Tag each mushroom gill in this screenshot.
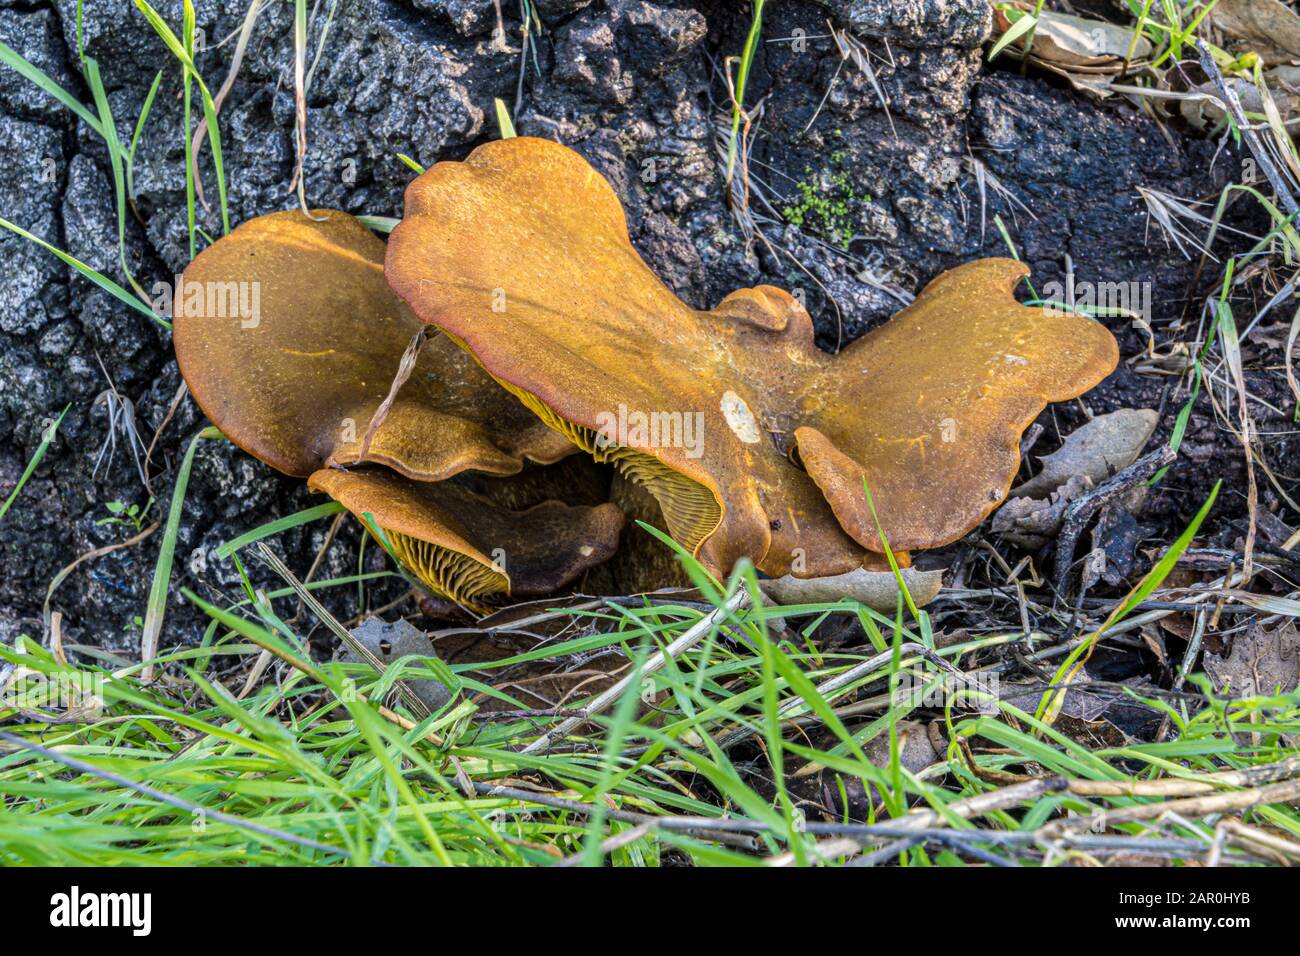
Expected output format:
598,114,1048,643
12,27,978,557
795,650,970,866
309,468,623,611
469,360,722,559
384,137,1118,577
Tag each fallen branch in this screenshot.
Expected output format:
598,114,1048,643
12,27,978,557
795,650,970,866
1068,755,1300,798
1051,777,1300,831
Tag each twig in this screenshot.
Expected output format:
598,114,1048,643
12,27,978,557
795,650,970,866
473,781,1271,865
252,543,430,720
43,520,161,645
356,328,426,463
1197,39,1299,218
1068,756,1300,798
552,821,659,866
143,381,188,488
1053,445,1175,594
1211,819,1300,866
1057,777,1300,829
474,782,758,850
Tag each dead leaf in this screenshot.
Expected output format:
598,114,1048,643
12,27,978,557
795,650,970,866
1181,67,1300,131
817,720,940,814
991,5,1157,97
1084,503,1145,589
1012,408,1158,500
992,473,1093,548
1204,619,1300,698
1212,0,1300,66
343,617,453,715
994,5,1152,68
1002,671,1156,724
761,565,944,612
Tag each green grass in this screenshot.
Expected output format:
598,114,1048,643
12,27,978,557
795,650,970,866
138,426,222,681
133,0,230,244
723,0,765,188
2,510,1296,866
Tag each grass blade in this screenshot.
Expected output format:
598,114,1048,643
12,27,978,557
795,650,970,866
140,426,222,680
0,216,167,329
0,40,103,136
1037,480,1222,723
0,404,69,524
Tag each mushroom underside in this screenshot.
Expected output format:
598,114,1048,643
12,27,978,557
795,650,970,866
385,530,508,610
499,374,721,555
308,466,625,613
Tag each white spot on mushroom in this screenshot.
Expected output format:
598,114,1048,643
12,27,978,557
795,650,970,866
720,390,761,444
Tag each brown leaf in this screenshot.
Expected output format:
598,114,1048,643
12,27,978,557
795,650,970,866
1012,407,1158,500
995,6,1153,69
992,473,1093,548
1212,0,1300,65
343,617,453,715
1204,618,1300,698
1180,66,1300,131
761,565,943,612
819,720,940,815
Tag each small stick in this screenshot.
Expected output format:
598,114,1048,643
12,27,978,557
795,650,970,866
357,328,427,463
1053,445,1175,595
474,782,1267,864
1068,755,1300,797
1058,777,1300,830
1197,39,1300,218
253,543,430,720
1212,819,1300,865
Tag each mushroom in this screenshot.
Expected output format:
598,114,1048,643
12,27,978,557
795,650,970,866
308,468,623,611
174,208,621,608
385,137,1118,576
174,208,574,481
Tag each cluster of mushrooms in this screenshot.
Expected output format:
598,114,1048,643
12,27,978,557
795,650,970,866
174,137,1119,613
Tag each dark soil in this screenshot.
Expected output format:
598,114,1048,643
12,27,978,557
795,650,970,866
0,0,1288,658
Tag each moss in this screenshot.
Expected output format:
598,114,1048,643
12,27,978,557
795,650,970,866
781,152,869,250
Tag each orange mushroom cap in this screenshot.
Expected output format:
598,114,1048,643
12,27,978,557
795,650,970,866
385,137,1117,575
790,258,1119,552
308,467,623,610
174,208,574,482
